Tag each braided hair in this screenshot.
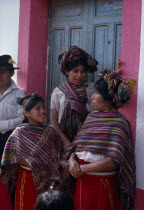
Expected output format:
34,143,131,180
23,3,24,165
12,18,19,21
18,92,44,123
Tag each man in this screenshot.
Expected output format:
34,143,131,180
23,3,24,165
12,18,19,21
0,54,25,162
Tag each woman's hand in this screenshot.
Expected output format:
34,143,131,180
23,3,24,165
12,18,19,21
116,58,123,74
69,153,83,178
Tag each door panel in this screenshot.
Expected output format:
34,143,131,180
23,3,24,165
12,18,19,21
114,24,122,69
54,3,84,21
70,27,83,47
95,0,122,16
51,29,65,89
93,24,109,80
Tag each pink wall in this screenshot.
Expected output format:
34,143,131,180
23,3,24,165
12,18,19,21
120,0,141,133
121,0,142,209
17,0,48,98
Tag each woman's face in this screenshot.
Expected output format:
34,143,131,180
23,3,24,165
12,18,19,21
66,65,87,87
91,91,110,111
24,101,46,126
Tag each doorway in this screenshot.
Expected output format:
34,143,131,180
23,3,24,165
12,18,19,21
47,0,122,112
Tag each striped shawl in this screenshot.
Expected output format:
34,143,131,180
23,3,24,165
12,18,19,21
67,111,136,210
59,81,88,141
1,124,69,194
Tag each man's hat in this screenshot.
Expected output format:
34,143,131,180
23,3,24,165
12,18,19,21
0,55,20,70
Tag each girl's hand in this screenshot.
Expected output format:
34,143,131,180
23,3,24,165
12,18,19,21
69,153,83,178
116,58,123,74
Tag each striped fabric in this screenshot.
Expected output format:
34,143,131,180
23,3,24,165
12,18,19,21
1,123,69,194
59,81,88,141
67,111,136,210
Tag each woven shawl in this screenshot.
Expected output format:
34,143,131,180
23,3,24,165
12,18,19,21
1,123,69,194
59,81,88,141
67,111,136,210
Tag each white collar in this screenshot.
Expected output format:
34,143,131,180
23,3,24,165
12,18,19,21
1,79,18,97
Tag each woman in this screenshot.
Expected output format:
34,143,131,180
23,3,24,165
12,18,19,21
50,46,98,151
68,70,136,210
1,93,69,210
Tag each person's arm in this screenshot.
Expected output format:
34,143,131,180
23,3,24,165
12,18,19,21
0,89,25,132
50,108,70,152
68,153,83,178
0,106,24,131
116,58,123,74
80,156,117,174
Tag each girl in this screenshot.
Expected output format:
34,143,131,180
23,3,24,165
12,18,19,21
50,46,98,152
1,93,69,210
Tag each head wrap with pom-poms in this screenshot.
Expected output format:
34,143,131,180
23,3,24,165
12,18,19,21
98,69,136,108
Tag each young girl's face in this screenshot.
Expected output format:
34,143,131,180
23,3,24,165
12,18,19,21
24,101,46,126
66,65,87,87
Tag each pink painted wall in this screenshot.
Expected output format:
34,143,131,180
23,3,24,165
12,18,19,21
120,0,141,133
17,0,48,98
121,0,142,209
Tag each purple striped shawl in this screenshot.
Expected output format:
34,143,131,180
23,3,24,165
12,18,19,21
1,124,69,194
59,81,88,141
67,111,136,210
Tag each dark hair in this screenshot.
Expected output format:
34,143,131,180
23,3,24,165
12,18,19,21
65,59,88,74
35,179,75,210
94,79,111,100
34,190,75,210
94,79,116,108
18,93,44,123
23,97,44,112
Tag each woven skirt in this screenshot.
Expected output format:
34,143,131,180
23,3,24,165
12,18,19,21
74,174,122,210
15,168,37,210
